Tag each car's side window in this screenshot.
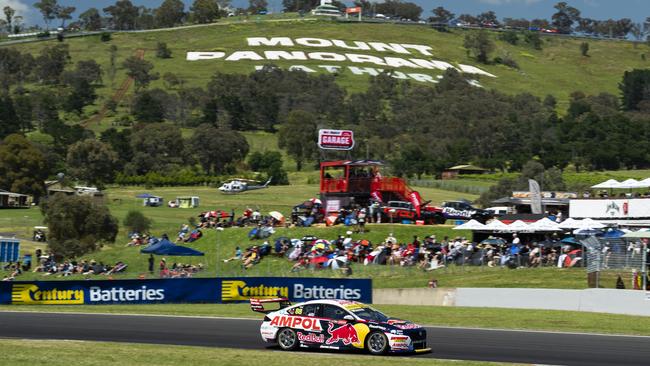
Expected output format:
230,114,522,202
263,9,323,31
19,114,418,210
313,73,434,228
295,304,321,317
322,305,350,320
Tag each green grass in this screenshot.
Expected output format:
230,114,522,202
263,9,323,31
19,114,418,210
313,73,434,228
3,303,650,336
4,20,648,129
0,339,510,366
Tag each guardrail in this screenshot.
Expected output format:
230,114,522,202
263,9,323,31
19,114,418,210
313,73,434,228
374,287,650,316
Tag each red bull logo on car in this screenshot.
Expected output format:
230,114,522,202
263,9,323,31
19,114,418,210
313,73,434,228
326,323,359,345
297,332,325,343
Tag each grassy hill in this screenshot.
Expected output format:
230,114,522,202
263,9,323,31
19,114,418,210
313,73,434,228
4,18,648,131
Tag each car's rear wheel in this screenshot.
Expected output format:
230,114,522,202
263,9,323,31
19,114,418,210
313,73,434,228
366,331,389,355
277,328,299,351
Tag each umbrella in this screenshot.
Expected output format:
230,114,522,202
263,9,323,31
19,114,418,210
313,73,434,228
576,218,605,230
528,218,562,232
269,211,285,221
615,178,643,189
480,237,507,246
561,237,580,245
328,255,347,270
602,229,625,238
558,218,581,229
506,220,530,233
483,219,509,232
309,198,323,205
573,228,601,236
591,179,620,189
310,256,328,265
453,219,486,230
622,231,650,239
538,240,562,248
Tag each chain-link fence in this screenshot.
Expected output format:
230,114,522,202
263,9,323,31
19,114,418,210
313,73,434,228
581,236,648,289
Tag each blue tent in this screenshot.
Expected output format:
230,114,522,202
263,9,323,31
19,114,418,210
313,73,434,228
136,193,158,198
602,229,625,238
561,237,580,245
140,239,204,256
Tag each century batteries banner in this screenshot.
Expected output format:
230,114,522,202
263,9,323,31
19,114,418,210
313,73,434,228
0,277,372,305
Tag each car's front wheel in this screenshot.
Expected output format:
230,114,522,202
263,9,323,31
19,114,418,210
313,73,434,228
277,328,299,351
366,331,389,355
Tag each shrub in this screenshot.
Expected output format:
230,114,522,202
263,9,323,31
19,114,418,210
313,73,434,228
156,42,172,58
498,30,519,45
100,32,111,42
123,210,152,233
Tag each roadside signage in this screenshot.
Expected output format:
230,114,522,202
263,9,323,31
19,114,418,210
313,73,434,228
346,6,362,14
318,129,355,151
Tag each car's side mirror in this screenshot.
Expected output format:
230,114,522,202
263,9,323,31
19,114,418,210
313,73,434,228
343,315,355,322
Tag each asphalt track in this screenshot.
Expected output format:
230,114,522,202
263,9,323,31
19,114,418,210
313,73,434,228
1,311,649,366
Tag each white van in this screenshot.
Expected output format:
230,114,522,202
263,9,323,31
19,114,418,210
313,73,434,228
485,206,511,216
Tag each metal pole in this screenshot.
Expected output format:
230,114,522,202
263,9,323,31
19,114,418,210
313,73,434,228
643,242,647,291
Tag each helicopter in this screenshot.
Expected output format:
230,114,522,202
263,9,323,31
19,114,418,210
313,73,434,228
218,178,272,194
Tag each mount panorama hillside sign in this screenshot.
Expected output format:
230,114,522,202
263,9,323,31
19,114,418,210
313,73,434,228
186,37,497,86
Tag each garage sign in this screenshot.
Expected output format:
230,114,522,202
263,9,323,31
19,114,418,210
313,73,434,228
318,129,355,151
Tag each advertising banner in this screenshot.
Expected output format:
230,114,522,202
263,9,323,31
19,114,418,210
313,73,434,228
569,199,650,219
318,129,355,151
0,277,372,305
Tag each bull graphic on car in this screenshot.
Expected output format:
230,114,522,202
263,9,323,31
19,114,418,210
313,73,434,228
251,298,431,355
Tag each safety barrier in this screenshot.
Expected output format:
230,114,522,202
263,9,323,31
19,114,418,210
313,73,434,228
0,277,371,305
374,287,650,316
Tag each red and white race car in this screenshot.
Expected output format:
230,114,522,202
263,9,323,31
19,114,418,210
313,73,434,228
251,298,430,355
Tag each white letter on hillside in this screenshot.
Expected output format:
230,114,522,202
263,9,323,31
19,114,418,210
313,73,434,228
225,51,264,61
408,73,439,83
368,42,410,54
289,65,317,73
332,40,371,50
349,66,380,76
186,52,225,61
458,64,497,78
264,51,307,61
385,57,421,69
247,37,294,47
346,54,387,66
410,59,457,71
318,65,342,73
401,44,434,56
308,52,346,61
295,38,333,47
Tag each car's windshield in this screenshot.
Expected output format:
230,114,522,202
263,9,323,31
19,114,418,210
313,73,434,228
349,306,389,322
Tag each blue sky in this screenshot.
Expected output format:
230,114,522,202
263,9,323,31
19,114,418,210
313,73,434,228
4,0,650,26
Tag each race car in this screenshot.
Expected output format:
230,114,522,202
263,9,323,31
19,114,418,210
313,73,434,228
251,298,430,355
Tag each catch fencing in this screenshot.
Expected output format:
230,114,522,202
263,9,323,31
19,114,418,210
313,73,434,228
582,236,647,289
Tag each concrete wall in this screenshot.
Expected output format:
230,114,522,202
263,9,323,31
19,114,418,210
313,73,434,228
373,288,650,316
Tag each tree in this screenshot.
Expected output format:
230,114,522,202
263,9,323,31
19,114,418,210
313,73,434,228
108,45,118,86
619,69,650,111
55,5,75,27
283,0,318,13
580,42,589,57
162,72,183,89
122,56,159,90
429,6,453,24
35,44,70,84
3,6,15,33
498,30,519,45
42,194,119,259
123,210,152,233
0,96,19,139
63,77,96,113
477,11,499,26
66,139,119,188
103,0,139,30
100,128,132,170
0,134,48,200
463,31,494,64
524,31,543,50
155,41,172,58
189,124,249,174
132,90,165,122
74,59,103,84
128,123,187,174
190,0,221,23
34,0,58,29
155,0,185,27
551,1,580,34
79,8,103,31
277,110,318,171
248,0,268,14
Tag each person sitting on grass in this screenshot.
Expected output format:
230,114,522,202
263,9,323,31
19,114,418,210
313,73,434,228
223,247,243,263
243,246,260,270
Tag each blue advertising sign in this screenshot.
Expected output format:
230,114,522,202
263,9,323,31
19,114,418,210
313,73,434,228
0,277,372,305
0,239,19,263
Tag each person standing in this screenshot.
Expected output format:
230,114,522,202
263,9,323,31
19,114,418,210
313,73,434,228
148,254,154,274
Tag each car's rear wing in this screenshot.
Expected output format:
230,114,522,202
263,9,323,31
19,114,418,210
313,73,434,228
250,297,292,314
